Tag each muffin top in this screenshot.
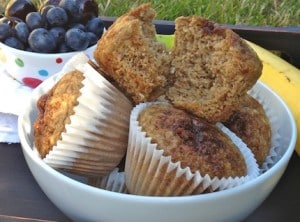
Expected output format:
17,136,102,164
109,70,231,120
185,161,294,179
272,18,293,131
223,94,271,166
138,103,247,178
93,4,171,104
34,70,84,158
166,16,263,122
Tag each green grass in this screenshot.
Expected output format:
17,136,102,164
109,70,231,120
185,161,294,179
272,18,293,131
1,0,299,26
96,0,300,27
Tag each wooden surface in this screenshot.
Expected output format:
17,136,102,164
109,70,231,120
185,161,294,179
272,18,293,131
0,143,70,222
0,143,299,222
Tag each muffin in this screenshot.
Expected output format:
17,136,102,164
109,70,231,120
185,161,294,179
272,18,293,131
34,53,133,177
34,70,84,158
125,102,259,196
166,16,263,122
137,103,247,178
223,94,272,166
93,3,171,104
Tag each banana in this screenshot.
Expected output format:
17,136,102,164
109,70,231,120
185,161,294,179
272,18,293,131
157,34,300,156
247,41,300,156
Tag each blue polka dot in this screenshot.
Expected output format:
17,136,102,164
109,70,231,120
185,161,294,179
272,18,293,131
38,69,48,76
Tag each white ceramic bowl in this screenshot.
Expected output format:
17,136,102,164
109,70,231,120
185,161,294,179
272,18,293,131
0,42,96,88
18,75,297,222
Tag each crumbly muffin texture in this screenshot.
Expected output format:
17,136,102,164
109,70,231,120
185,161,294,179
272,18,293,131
33,3,267,190
138,103,247,178
34,70,84,158
166,16,263,122
94,3,171,104
94,5,263,124
223,94,271,166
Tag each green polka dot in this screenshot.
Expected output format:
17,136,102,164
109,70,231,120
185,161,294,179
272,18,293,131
15,58,24,67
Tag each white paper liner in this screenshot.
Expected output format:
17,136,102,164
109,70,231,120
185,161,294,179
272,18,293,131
248,84,281,173
88,168,128,194
41,54,133,177
124,102,259,196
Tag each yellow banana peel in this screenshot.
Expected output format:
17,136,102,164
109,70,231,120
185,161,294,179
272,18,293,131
157,34,300,156
247,41,300,155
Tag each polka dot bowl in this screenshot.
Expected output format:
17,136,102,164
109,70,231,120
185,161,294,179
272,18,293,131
0,41,96,88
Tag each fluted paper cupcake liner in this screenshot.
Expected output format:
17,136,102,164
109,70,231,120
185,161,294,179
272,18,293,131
88,168,127,194
125,102,259,196
248,84,281,173
42,54,133,177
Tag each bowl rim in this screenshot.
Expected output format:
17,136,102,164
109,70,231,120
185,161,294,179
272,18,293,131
18,80,297,202
0,41,96,57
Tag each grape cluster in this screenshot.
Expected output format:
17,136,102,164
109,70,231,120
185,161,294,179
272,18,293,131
0,0,104,53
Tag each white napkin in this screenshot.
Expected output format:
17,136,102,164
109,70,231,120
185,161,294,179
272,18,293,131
0,66,33,143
